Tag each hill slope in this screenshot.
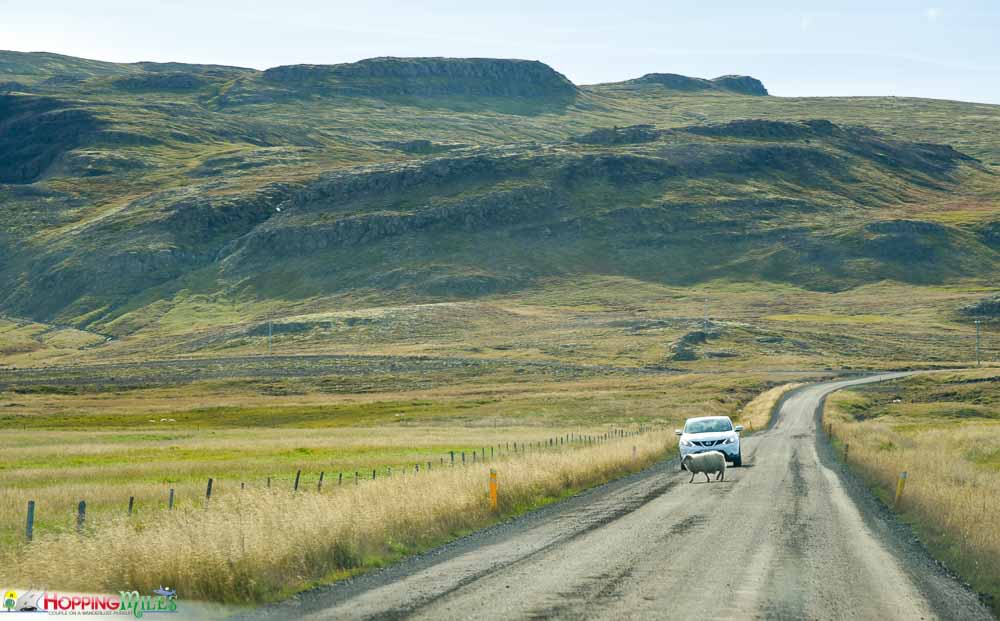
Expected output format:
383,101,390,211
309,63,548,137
0,52,997,361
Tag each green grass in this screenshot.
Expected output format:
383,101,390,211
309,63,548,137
0,399,495,429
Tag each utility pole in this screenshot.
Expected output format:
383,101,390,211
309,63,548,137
975,319,982,367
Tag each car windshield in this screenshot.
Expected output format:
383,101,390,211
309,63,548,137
684,419,733,434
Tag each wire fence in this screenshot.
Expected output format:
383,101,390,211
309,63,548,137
18,426,657,542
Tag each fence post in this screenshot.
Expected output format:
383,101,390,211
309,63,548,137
267,477,271,489
318,472,325,492
415,464,420,474
462,451,466,465
205,478,213,505
128,496,135,516
373,468,377,480
473,451,477,463
894,472,908,508
76,501,86,533
450,451,455,465
489,469,498,512
427,461,432,471
293,470,301,492
355,471,359,485
339,472,343,485
168,488,175,511
25,501,35,542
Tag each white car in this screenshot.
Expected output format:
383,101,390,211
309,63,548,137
675,415,743,468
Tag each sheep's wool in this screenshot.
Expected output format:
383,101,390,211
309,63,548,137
684,451,727,479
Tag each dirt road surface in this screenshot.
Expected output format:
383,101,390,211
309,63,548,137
246,373,993,620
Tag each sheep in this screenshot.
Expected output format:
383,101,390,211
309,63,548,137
682,451,727,483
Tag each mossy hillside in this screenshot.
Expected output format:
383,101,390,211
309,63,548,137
0,52,997,361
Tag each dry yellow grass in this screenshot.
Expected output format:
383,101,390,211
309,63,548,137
825,386,1000,612
1,432,671,603
0,425,633,539
736,382,805,432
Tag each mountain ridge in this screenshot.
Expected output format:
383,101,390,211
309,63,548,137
0,50,769,99
0,51,996,347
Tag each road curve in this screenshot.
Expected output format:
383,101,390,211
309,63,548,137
246,373,992,621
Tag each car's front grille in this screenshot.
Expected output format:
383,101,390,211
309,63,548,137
694,439,724,447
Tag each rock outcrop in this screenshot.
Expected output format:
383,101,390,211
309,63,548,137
710,75,768,96
623,73,768,96
227,186,562,260
0,94,106,183
262,57,578,98
573,124,660,145
113,73,207,91
685,119,822,140
960,294,1000,317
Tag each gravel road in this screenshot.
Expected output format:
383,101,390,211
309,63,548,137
245,373,993,620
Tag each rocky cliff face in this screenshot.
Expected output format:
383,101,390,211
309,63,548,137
261,57,578,98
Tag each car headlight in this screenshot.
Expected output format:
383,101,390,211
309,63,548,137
680,439,693,447
724,436,736,444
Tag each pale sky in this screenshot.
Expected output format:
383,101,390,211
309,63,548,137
2,0,999,104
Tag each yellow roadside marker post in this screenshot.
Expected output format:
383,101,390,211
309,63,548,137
489,469,498,512
894,471,908,508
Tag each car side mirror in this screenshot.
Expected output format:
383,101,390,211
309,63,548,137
734,425,744,432
674,429,682,436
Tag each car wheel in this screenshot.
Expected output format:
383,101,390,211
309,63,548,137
732,452,742,467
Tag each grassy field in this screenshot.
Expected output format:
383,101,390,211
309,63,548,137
2,277,993,372
0,370,798,542
2,428,669,602
824,369,1000,614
